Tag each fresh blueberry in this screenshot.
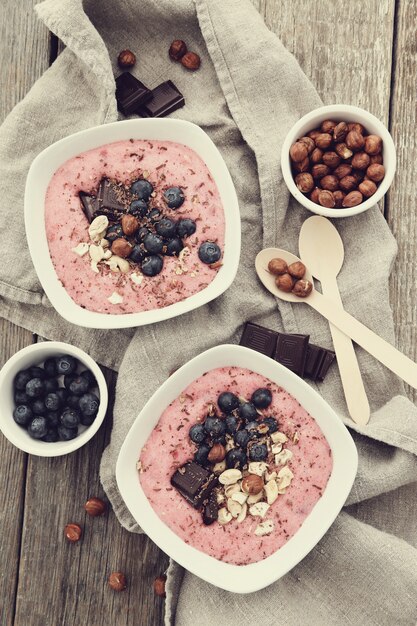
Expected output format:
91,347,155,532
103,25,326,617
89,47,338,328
176,218,196,238
251,388,272,409
32,399,46,415
44,357,58,377
147,208,161,223
189,423,206,444
67,395,81,409
46,411,60,427
136,227,150,242
143,232,164,254
58,425,78,441
218,392,239,414
155,217,177,239
130,178,153,201
234,429,251,448
80,413,96,427
106,224,124,242
56,355,78,376
194,444,210,466
129,244,145,264
245,421,260,436
13,404,33,426
129,199,149,218
55,388,68,405
28,366,46,380
204,416,226,438
64,373,76,389
80,370,96,389
60,408,80,429
141,255,163,277
198,242,221,264
225,415,238,434
163,187,185,209
45,392,62,412
28,417,48,439
43,427,59,442
79,393,100,417
69,376,90,396
249,443,268,462
225,448,247,469
213,435,226,445
44,378,59,393
165,238,183,256
238,401,258,421
25,378,45,399
14,390,30,404
261,417,279,433
14,370,32,391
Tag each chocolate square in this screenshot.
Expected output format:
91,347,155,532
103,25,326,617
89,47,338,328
304,344,326,381
116,72,153,116
317,349,336,381
138,80,185,118
239,322,278,357
171,461,218,509
94,177,127,221
79,192,98,223
274,333,310,377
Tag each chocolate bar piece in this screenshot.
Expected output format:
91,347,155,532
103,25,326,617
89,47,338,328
274,333,310,377
138,80,185,118
317,349,336,381
304,344,326,381
116,72,153,116
79,192,98,223
171,461,218,509
239,321,278,357
94,178,128,221
202,490,218,525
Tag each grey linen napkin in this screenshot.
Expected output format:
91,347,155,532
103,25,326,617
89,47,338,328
0,0,416,624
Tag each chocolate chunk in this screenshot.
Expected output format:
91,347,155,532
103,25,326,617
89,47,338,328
316,349,336,381
274,333,310,377
202,490,218,525
239,322,278,357
115,72,153,116
79,192,98,223
171,461,218,509
138,80,185,118
304,344,327,381
95,178,128,221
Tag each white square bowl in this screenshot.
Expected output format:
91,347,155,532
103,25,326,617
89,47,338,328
24,119,240,329
116,344,358,593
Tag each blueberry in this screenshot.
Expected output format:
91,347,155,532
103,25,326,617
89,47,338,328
69,376,90,396
234,429,251,448
165,238,183,256
13,404,33,426
238,402,258,421
80,370,96,389
129,199,149,218
147,208,161,223
249,443,268,462
28,417,48,439
58,425,78,441
225,415,238,434
198,242,221,264
245,421,260,436
261,417,279,433
136,227,150,242
189,423,206,444
45,392,62,412
204,416,226,438
46,411,60,427
15,390,30,404
56,355,78,375
14,369,32,391
79,393,100,417
129,244,145,264
44,378,59,393
67,395,81,409
55,388,68,404
218,392,239,414
28,366,46,380
143,232,164,254
194,444,210,466
60,408,80,429
155,217,177,239
130,178,153,201
43,427,59,442
106,224,124,242
163,187,185,209
141,255,163,277
213,435,226,445
44,357,58,377
176,218,196,238
32,399,46,415
225,448,247,469
80,413,96,427
251,388,272,409
25,378,45,399
64,373,76,389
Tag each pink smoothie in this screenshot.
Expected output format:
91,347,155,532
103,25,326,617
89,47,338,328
139,366,333,565
44,139,225,314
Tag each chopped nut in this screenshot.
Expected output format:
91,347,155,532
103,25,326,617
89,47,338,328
236,502,248,523
217,507,233,525
227,498,242,518
249,502,270,518
271,432,288,444
247,491,264,504
224,483,241,497
90,260,99,273
101,238,110,248
89,244,105,263
212,460,227,474
271,443,283,455
106,255,130,273
274,449,293,465
231,491,248,505
254,520,274,536
248,462,268,477
218,469,242,485
216,491,226,505
265,470,277,482
130,272,143,285
264,480,279,505
277,466,294,490
72,242,89,256
88,215,108,242
103,249,112,260
108,291,123,305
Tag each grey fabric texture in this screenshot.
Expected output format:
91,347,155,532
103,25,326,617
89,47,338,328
0,0,416,624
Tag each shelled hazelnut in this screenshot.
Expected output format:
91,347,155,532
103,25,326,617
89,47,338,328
109,572,127,592
154,575,167,597
272,258,312,298
117,50,136,69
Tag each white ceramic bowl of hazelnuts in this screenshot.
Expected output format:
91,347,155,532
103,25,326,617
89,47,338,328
281,104,396,218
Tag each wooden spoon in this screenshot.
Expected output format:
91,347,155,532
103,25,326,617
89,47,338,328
299,216,370,425
255,247,417,390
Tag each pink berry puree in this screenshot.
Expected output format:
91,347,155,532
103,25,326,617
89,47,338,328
139,366,333,565
44,139,225,314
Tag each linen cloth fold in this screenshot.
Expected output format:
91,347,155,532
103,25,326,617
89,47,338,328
0,0,416,624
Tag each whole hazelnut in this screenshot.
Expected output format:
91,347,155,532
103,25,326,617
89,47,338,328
347,122,365,134
268,258,288,275
292,279,313,297
153,575,167,598
333,190,346,207
311,164,330,180
299,136,315,153
111,238,132,258
288,261,306,279
335,143,353,159
275,273,294,292
208,443,226,463
295,172,314,193
310,187,320,203
366,163,385,182
65,523,82,543
242,474,264,495
121,214,139,236
321,120,336,134
315,133,333,150
109,572,127,592
289,141,308,163
333,121,348,142
333,163,352,179
292,156,310,173
322,151,341,169
339,175,357,192
351,152,370,170
307,129,321,141
181,51,201,70
85,497,106,517
364,134,383,155
320,175,339,192
318,190,335,208
117,49,136,68
342,191,363,208
346,131,365,152
169,39,187,61
310,148,323,164
370,154,383,165
359,179,377,197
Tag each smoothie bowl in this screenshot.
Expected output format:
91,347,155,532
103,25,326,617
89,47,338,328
116,345,357,593
25,119,240,329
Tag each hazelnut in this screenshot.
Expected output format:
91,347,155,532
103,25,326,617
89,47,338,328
169,39,187,61
311,164,330,180
295,172,314,193
339,175,357,192
85,497,106,517
109,572,127,592
288,261,306,279
64,523,82,543
181,51,201,70
346,131,365,152
322,151,341,169
364,134,382,155
268,258,288,275
292,279,313,297
352,169,365,184
333,190,346,207
310,148,323,164
153,575,167,598
289,141,308,163
242,474,264,495
299,136,315,153
208,443,226,463
333,121,348,142
117,49,136,68
308,129,321,141
370,154,383,165
342,191,363,207
315,133,333,150
275,273,294,292
351,152,370,170
111,238,132,258
121,214,139,236
333,163,352,179
366,163,385,182
321,120,336,134
310,187,320,203
359,179,377,198
320,175,339,192
318,190,335,208
292,156,310,173
335,143,353,159
347,122,365,134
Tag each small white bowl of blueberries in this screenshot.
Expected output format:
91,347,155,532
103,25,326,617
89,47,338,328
0,341,108,456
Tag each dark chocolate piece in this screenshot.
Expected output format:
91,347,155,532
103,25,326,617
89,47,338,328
274,333,310,377
171,461,218,509
304,344,326,381
317,349,336,381
202,490,218,525
239,321,278,357
138,80,185,118
95,178,128,221
115,72,153,116
79,192,98,223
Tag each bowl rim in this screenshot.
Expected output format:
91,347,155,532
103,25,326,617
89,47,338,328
0,341,108,457
281,104,396,218
24,118,241,329
116,344,358,593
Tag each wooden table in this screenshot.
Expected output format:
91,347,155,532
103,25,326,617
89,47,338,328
1,1,415,624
